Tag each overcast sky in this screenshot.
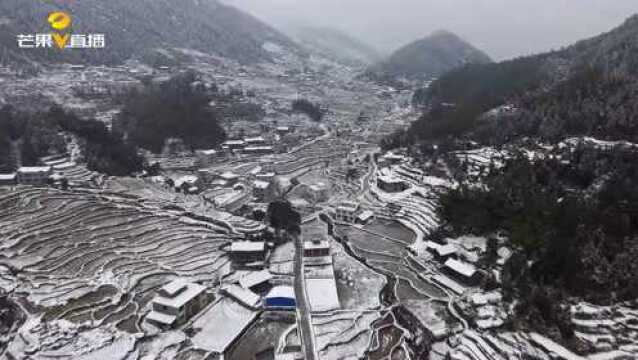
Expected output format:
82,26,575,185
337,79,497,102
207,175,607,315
223,0,637,60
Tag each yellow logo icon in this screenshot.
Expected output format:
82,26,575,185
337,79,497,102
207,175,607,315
48,11,71,31
48,12,71,49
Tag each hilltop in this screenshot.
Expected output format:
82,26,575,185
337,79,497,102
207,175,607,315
368,30,491,81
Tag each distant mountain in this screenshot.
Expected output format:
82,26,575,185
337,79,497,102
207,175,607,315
368,30,491,81
0,0,302,66
288,26,382,66
405,14,638,144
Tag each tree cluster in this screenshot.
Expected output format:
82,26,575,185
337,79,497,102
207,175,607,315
292,99,324,122
439,147,638,341
114,71,227,153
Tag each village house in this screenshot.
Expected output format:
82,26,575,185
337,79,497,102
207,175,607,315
223,140,246,152
244,136,267,146
146,280,208,329
303,240,330,258
17,166,52,185
427,241,458,262
195,149,218,167
239,269,273,294
221,284,261,309
253,180,273,202
443,258,480,285
335,201,360,223
276,126,292,136
0,173,17,186
356,210,375,225
229,241,266,265
244,146,274,155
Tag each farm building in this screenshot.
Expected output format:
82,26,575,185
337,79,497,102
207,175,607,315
0,173,17,186
146,280,208,328
265,286,296,309
17,166,52,185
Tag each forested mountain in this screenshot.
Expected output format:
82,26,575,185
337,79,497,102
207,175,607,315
0,0,301,66
407,14,638,144
368,30,491,81
287,26,382,66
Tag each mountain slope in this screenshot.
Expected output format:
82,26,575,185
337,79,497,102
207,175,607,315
406,14,638,144
0,0,301,66
369,30,491,80
288,26,382,66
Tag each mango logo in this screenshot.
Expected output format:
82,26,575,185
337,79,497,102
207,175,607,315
48,12,71,49
48,11,71,31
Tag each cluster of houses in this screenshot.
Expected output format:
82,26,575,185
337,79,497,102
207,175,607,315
334,200,376,225
426,240,482,293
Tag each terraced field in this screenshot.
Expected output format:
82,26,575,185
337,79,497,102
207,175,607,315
0,187,234,357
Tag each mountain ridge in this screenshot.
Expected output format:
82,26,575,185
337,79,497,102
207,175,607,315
0,0,302,66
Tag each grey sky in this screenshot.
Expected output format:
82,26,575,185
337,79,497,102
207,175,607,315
222,0,637,60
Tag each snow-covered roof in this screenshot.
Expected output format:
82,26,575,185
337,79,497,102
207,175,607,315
357,210,374,221
306,278,340,312
222,285,260,308
244,136,265,143
0,173,16,180
266,286,295,299
337,201,359,212
220,172,240,180
276,126,290,131
230,241,265,253
436,244,457,257
191,297,259,353
161,279,188,296
196,149,218,155
146,310,177,326
444,258,477,278
253,180,270,189
304,240,330,251
244,146,273,151
224,140,245,146
18,166,51,173
174,175,198,188
239,270,273,289
471,291,503,306
153,281,206,309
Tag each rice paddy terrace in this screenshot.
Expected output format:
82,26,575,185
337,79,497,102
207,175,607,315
0,186,235,358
